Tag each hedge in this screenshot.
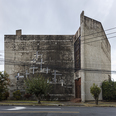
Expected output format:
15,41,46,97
102,80,116,100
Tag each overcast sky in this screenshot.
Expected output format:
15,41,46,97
0,0,116,80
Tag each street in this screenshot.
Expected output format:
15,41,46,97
0,106,116,116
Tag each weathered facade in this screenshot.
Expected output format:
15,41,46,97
5,11,111,101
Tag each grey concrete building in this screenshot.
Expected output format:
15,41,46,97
4,11,111,102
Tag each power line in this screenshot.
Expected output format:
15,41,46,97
80,26,116,37
3,33,115,48
0,58,113,72
0,57,115,74
0,59,113,67
82,35,116,45
2,34,116,52
80,31,116,43
3,26,116,43
3,27,116,76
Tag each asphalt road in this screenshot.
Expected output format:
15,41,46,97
0,106,116,116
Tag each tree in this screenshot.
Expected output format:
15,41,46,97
0,71,10,101
24,74,52,104
90,83,101,105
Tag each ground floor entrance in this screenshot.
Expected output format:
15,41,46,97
75,78,81,98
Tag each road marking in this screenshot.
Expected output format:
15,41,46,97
7,107,26,110
6,107,61,110
0,111,79,114
27,108,61,110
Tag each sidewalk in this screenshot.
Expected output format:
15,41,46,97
0,100,116,107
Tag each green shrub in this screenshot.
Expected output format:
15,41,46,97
102,80,116,100
0,71,10,101
90,83,101,105
2,91,9,100
24,93,32,99
0,94,2,101
13,90,22,100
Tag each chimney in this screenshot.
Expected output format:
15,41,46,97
16,29,22,36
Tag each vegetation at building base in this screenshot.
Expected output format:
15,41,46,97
24,74,52,104
13,90,22,100
90,83,101,105
102,80,116,100
0,71,10,101
24,93,32,100
2,91,9,100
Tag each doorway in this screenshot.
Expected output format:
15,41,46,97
75,78,81,98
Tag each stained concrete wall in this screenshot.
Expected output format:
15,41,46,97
4,33,75,100
80,11,111,101
4,11,111,101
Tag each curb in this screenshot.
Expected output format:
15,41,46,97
0,103,85,107
0,102,116,107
